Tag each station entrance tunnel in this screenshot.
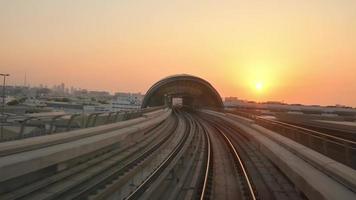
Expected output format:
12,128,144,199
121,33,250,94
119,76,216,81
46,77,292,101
141,74,223,109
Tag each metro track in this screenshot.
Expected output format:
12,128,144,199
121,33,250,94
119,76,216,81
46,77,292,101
196,114,256,200
1,108,314,200
0,112,178,200
121,110,209,200
1,109,212,200
197,112,305,200
213,125,257,200
60,113,180,200
123,111,193,200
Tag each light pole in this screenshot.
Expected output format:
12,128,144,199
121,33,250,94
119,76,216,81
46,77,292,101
0,73,10,139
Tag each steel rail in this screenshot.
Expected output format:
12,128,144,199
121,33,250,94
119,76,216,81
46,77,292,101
215,125,257,200
125,112,191,200
197,119,212,200
0,115,176,200
65,115,179,200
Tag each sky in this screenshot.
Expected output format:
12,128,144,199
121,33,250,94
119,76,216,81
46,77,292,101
1,0,356,106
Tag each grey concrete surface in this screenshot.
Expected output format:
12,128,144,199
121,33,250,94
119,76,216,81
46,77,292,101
204,110,356,200
0,109,171,183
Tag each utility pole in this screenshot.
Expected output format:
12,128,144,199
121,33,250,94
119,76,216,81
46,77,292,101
0,73,10,140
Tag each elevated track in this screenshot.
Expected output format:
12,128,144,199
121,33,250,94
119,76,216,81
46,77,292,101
0,108,355,200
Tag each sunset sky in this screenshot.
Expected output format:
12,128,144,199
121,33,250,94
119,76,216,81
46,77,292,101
1,0,356,106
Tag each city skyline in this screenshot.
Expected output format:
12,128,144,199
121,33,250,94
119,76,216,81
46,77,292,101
4,79,355,108
4,80,142,95
1,0,356,106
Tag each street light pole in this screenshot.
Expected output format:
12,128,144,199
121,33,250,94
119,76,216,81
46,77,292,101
0,73,10,140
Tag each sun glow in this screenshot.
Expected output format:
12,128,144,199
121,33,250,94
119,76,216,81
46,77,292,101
255,82,263,91
230,58,287,97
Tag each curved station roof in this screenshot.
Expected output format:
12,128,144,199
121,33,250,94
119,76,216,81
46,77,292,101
141,74,223,108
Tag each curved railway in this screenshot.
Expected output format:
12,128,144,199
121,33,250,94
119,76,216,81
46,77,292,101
197,112,304,200
3,108,341,200
1,109,216,200
0,111,176,200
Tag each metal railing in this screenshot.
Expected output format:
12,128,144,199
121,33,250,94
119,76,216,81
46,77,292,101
230,110,356,169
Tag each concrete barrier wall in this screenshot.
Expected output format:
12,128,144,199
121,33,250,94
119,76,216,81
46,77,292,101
1,106,167,141
0,109,168,156
0,109,171,183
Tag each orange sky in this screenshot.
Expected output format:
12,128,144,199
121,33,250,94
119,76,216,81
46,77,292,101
1,0,356,106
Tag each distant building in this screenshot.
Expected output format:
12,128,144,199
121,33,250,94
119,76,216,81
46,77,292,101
262,101,286,105
73,89,88,96
88,91,111,97
80,92,144,113
108,92,144,111
225,97,239,102
23,97,46,107
114,92,143,105
224,97,245,107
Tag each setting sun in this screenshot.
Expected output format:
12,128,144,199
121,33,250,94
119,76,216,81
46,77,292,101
1,0,356,107
255,82,263,91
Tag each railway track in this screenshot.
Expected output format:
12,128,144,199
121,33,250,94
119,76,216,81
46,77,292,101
190,115,249,199
198,112,305,200
123,112,192,199
3,108,333,200
2,109,217,200
0,112,177,200
214,126,257,200
120,111,212,200
197,118,212,200
197,115,257,200
59,114,180,200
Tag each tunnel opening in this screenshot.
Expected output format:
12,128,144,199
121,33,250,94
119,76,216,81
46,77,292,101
142,74,223,109
172,97,183,107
